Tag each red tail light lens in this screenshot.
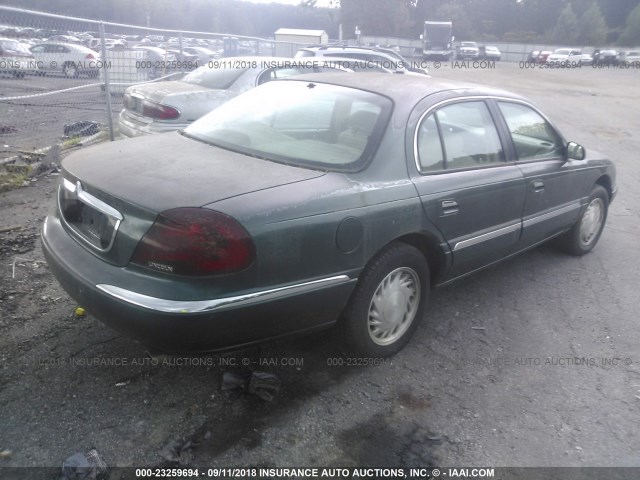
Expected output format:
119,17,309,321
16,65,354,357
130,208,255,276
85,53,95,60
142,100,180,120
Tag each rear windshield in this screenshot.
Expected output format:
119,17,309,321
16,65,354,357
184,80,392,172
182,64,249,89
294,50,314,58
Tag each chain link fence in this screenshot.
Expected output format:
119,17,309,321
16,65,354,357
0,6,307,167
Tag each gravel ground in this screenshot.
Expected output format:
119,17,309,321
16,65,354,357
1,62,639,476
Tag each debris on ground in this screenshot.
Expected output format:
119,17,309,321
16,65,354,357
158,439,194,465
221,371,281,402
220,372,246,391
63,121,100,138
0,126,18,135
60,448,108,480
0,449,13,459
11,256,47,279
75,307,87,317
0,144,59,190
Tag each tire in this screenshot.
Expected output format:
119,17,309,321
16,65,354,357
340,243,429,357
63,63,78,78
557,185,609,256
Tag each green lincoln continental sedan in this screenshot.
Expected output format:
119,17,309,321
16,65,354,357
42,73,616,357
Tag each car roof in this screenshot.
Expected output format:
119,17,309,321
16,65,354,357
33,41,89,48
281,71,526,113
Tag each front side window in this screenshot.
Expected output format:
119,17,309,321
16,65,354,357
498,102,563,161
416,101,505,171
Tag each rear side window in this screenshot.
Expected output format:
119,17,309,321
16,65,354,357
498,102,563,161
416,101,505,172
416,114,444,171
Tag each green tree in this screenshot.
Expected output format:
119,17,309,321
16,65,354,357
619,3,640,46
577,1,607,45
551,2,579,44
433,2,475,40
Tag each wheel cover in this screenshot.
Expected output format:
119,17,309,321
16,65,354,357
579,198,604,247
367,267,420,346
64,65,77,77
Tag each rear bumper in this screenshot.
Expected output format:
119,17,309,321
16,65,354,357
42,215,356,352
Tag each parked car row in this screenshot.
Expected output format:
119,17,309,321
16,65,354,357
527,47,640,67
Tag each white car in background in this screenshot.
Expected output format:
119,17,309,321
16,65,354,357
622,50,640,65
456,41,480,59
0,37,38,78
547,48,592,67
29,42,100,77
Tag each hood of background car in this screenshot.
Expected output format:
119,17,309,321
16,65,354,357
62,132,325,212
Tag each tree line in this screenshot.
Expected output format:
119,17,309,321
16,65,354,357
1,0,639,46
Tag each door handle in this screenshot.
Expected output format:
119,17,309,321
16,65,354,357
441,200,459,215
531,181,545,192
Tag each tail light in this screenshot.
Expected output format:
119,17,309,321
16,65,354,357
130,208,255,276
142,100,180,120
85,53,95,60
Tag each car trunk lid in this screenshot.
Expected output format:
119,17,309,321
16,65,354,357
59,132,325,266
123,81,235,123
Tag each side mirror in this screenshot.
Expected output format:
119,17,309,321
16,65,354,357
567,141,586,160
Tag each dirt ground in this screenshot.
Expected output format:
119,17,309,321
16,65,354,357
1,62,640,477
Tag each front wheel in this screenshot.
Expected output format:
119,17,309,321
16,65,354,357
340,243,429,357
557,185,609,255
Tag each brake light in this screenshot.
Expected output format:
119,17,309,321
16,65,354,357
130,208,255,276
142,100,180,120
85,53,95,60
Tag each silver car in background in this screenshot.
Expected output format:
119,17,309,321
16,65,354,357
118,56,345,137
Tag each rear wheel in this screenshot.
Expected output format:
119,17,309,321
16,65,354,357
340,243,429,357
63,63,78,78
557,185,608,255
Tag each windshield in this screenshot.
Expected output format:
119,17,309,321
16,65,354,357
184,80,393,171
554,49,572,55
461,42,477,47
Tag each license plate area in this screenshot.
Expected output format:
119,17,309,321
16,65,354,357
59,179,122,251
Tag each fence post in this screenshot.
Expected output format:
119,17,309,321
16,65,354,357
179,32,185,73
99,22,115,141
